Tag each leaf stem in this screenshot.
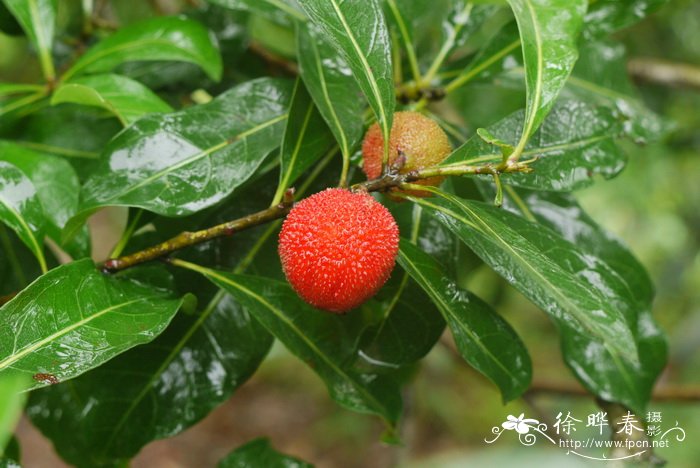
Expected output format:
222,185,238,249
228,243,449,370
421,3,474,86
386,0,422,84
109,209,144,259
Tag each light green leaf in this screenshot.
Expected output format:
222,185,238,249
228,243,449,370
0,375,28,456
62,16,222,81
1,0,56,80
207,0,306,24
506,0,586,157
298,0,394,158
0,259,184,391
398,240,531,402
52,74,172,126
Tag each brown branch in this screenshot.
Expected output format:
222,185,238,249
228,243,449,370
628,57,700,91
101,161,534,274
101,189,296,273
528,379,700,403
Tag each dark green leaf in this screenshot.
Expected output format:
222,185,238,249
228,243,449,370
0,226,46,295
0,375,27,455
567,40,668,143
62,16,222,81
28,289,272,467
218,438,312,468
52,74,172,126
1,0,56,79
192,264,402,426
413,192,639,364
0,259,183,391
398,240,531,402
298,0,394,150
478,184,667,412
444,100,627,191
68,78,292,238
506,0,586,156
583,0,668,38
0,159,48,272
274,78,335,202
297,22,364,164
208,0,306,24
0,141,89,258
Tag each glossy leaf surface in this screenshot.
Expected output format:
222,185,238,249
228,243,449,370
74,78,292,227
444,100,626,191
478,184,667,412
1,0,56,78
583,0,668,38
506,0,586,150
197,266,402,426
275,79,334,200
0,141,87,258
52,74,172,126
398,240,531,402
297,22,364,162
298,0,394,149
63,16,222,81
0,259,183,391
28,290,271,467
414,192,638,364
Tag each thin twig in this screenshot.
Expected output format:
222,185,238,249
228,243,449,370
528,380,700,403
628,57,700,91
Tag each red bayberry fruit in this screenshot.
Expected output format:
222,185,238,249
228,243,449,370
362,111,452,197
278,188,399,313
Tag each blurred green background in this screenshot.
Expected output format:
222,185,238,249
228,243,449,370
1,0,698,466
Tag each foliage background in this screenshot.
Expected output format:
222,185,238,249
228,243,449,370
0,0,698,466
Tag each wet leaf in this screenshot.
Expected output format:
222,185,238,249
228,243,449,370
398,240,531,402
62,16,222,81
413,192,639,364
298,0,394,153
0,259,183,391
52,74,172,126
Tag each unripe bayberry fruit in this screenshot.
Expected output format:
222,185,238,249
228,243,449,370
278,188,399,313
362,111,452,197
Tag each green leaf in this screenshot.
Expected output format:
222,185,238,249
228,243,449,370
273,78,335,203
51,74,173,126
1,0,56,80
583,0,668,38
444,100,627,191
298,0,394,154
0,259,183,391
207,0,306,24
28,289,272,467
0,141,88,258
297,22,364,166
398,240,531,402
62,16,222,81
0,226,46,295
68,78,292,237
567,40,668,143
478,184,667,413
0,160,48,272
0,375,28,456
189,264,402,426
506,0,586,156
218,438,312,468
413,192,639,364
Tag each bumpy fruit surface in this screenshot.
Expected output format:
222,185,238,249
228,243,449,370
278,188,399,313
362,111,452,196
